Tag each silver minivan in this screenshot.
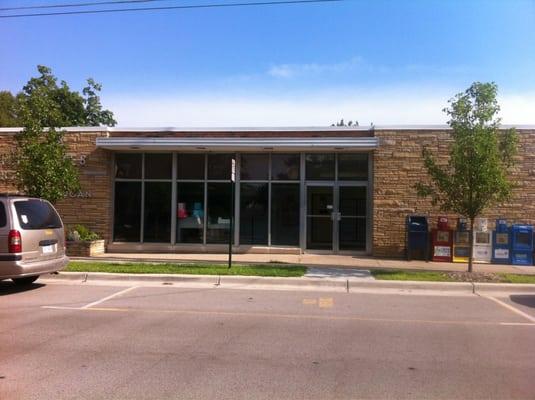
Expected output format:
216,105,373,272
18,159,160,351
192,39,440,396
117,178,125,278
0,195,68,285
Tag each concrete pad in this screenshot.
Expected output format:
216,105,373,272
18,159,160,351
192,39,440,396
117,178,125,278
305,267,374,280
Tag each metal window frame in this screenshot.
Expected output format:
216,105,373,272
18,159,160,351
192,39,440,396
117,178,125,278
110,149,373,255
302,152,372,255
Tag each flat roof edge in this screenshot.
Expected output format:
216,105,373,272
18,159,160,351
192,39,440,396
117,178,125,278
1,124,534,134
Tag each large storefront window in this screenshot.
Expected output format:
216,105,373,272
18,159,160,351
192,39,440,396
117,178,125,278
115,154,142,179
208,154,232,180
271,154,300,180
241,154,269,180
306,154,335,180
271,183,300,246
145,153,172,179
207,182,231,243
338,154,368,181
112,151,370,252
177,182,204,243
144,182,172,242
113,181,141,241
240,183,268,244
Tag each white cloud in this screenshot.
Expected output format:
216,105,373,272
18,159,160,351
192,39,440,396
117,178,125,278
106,86,535,127
267,57,368,78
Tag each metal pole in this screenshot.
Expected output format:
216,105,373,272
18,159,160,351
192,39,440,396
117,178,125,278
229,158,236,269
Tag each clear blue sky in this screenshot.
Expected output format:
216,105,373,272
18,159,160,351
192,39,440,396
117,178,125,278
1,0,534,126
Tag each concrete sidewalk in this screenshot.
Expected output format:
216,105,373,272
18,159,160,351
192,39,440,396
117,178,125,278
77,252,535,275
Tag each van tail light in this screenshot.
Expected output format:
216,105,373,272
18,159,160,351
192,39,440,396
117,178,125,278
8,230,22,253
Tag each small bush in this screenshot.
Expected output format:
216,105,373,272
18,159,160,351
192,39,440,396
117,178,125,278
67,224,100,241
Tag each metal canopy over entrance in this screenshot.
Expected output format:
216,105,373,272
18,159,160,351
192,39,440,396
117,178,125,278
108,143,375,255
96,136,379,152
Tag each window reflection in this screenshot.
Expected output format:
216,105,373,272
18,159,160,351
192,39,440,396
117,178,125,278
240,183,268,244
240,154,269,181
206,183,231,243
271,154,300,180
177,182,205,243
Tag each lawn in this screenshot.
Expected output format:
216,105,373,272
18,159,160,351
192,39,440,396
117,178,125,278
370,270,455,282
371,269,535,284
66,261,306,277
500,274,535,284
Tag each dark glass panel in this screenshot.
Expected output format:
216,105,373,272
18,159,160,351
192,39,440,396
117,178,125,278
206,183,231,243
239,183,268,245
339,186,366,216
271,153,300,180
339,218,366,250
305,154,335,180
177,182,205,243
145,153,172,179
177,154,205,180
271,184,300,246
338,153,368,181
113,182,141,241
306,217,332,250
307,186,333,216
240,154,269,181
143,182,171,242
115,153,142,179
208,154,233,180
306,186,333,249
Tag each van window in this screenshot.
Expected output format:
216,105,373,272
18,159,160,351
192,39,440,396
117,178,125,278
0,202,6,227
14,200,62,230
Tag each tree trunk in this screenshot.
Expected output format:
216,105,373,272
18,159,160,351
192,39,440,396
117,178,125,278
468,217,475,273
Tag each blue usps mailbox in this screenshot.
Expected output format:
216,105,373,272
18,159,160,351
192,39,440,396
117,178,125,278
491,219,510,264
510,224,534,266
406,215,428,261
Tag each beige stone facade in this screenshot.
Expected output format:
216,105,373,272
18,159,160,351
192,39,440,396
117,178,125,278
373,128,535,257
1,126,534,258
0,130,114,243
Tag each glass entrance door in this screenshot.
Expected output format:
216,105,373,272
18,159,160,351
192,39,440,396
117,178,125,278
306,184,367,252
338,186,367,251
306,186,334,250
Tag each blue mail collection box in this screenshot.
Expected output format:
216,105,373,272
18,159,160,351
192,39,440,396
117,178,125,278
510,224,534,266
491,219,511,264
406,215,428,261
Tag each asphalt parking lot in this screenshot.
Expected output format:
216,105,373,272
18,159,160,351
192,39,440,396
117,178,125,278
1,279,535,400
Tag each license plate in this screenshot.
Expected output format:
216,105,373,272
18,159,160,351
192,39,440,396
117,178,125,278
42,245,55,254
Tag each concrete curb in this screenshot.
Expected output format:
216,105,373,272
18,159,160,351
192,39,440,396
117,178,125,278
45,272,535,294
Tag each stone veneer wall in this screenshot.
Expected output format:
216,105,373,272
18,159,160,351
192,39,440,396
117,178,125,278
2,128,535,258
373,129,535,258
0,131,113,245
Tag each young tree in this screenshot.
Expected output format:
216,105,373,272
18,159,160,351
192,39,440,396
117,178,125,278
11,65,117,202
13,67,81,202
15,65,117,127
416,82,518,272
0,91,19,127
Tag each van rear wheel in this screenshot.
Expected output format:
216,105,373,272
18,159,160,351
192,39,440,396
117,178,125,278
12,276,39,286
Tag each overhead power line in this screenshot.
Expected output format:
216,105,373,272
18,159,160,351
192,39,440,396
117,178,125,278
0,0,344,18
0,0,159,12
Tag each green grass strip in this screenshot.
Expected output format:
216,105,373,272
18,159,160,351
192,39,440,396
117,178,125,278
370,269,456,282
66,261,306,277
498,273,535,284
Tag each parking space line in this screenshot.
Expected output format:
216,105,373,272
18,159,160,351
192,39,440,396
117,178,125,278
482,295,535,323
80,286,138,309
39,305,535,327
